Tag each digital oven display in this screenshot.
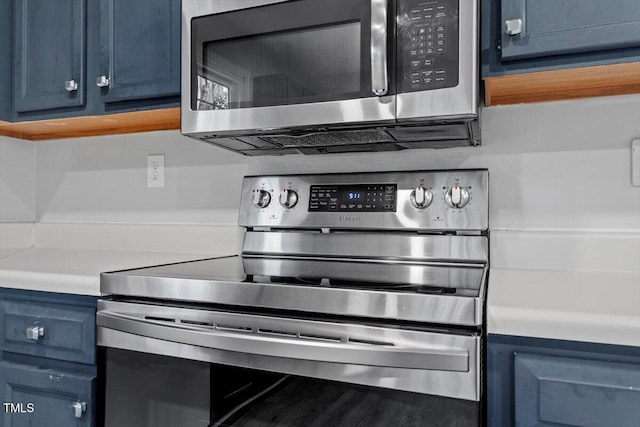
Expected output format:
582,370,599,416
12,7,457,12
309,184,397,212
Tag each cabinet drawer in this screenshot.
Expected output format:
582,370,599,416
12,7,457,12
0,297,95,364
515,353,640,427
0,361,94,427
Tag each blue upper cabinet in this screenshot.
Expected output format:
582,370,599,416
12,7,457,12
482,0,640,76
98,0,180,104
13,0,86,113
501,0,640,62
8,0,180,123
0,0,12,121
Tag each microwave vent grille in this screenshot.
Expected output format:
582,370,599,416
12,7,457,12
260,130,394,147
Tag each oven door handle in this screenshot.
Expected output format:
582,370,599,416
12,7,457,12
98,311,469,372
371,0,388,96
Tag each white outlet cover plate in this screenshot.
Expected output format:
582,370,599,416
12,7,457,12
633,139,640,187
147,154,165,188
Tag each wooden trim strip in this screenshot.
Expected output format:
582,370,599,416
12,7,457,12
483,62,640,107
0,107,180,141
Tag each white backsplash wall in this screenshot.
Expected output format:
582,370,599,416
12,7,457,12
0,136,36,222
35,95,640,234
36,130,249,224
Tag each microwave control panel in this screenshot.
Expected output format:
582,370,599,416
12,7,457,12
398,0,460,93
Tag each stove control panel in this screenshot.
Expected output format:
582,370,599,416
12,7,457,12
240,170,488,231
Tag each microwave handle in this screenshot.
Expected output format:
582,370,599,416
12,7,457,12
370,0,388,96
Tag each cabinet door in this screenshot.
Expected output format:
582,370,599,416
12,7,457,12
13,0,86,112
0,0,11,121
501,0,640,62
98,0,180,103
514,353,640,427
0,362,94,427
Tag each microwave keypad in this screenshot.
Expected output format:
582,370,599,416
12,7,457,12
399,0,459,93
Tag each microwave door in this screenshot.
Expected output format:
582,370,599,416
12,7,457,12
182,0,396,136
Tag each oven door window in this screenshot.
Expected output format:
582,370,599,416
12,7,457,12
190,0,381,111
212,364,479,427
104,349,478,427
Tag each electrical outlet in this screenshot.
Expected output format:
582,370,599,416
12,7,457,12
147,154,165,188
632,139,640,187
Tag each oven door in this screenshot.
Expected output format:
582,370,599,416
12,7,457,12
181,0,396,137
98,301,480,426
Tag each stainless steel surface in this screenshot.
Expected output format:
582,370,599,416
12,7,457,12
181,1,395,135
96,75,110,87
71,401,86,418
370,0,388,96
239,170,488,231
25,325,44,341
64,80,78,92
101,256,486,326
98,309,467,371
243,258,483,294
505,18,523,36
99,169,489,405
396,0,478,121
181,0,480,155
242,232,488,263
98,300,480,400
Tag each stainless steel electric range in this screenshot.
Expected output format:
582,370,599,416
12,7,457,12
97,169,489,427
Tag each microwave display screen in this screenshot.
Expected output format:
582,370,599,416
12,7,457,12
195,21,365,111
309,184,397,212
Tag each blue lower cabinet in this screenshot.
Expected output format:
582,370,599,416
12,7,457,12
488,334,640,427
515,353,640,426
0,362,94,427
0,289,99,427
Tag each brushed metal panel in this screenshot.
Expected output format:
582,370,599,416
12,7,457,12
97,300,480,400
396,0,479,120
238,170,489,230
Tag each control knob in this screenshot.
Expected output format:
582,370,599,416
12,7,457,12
410,185,433,209
279,188,298,209
251,189,271,208
444,185,470,208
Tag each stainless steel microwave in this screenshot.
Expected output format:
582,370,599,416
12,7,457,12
182,0,479,155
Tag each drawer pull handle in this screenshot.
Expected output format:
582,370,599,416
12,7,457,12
25,325,44,341
71,401,87,418
64,79,78,92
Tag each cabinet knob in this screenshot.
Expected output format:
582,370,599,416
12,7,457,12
71,401,87,418
64,79,78,92
25,325,44,341
96,75,110,88
505,19,523,36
